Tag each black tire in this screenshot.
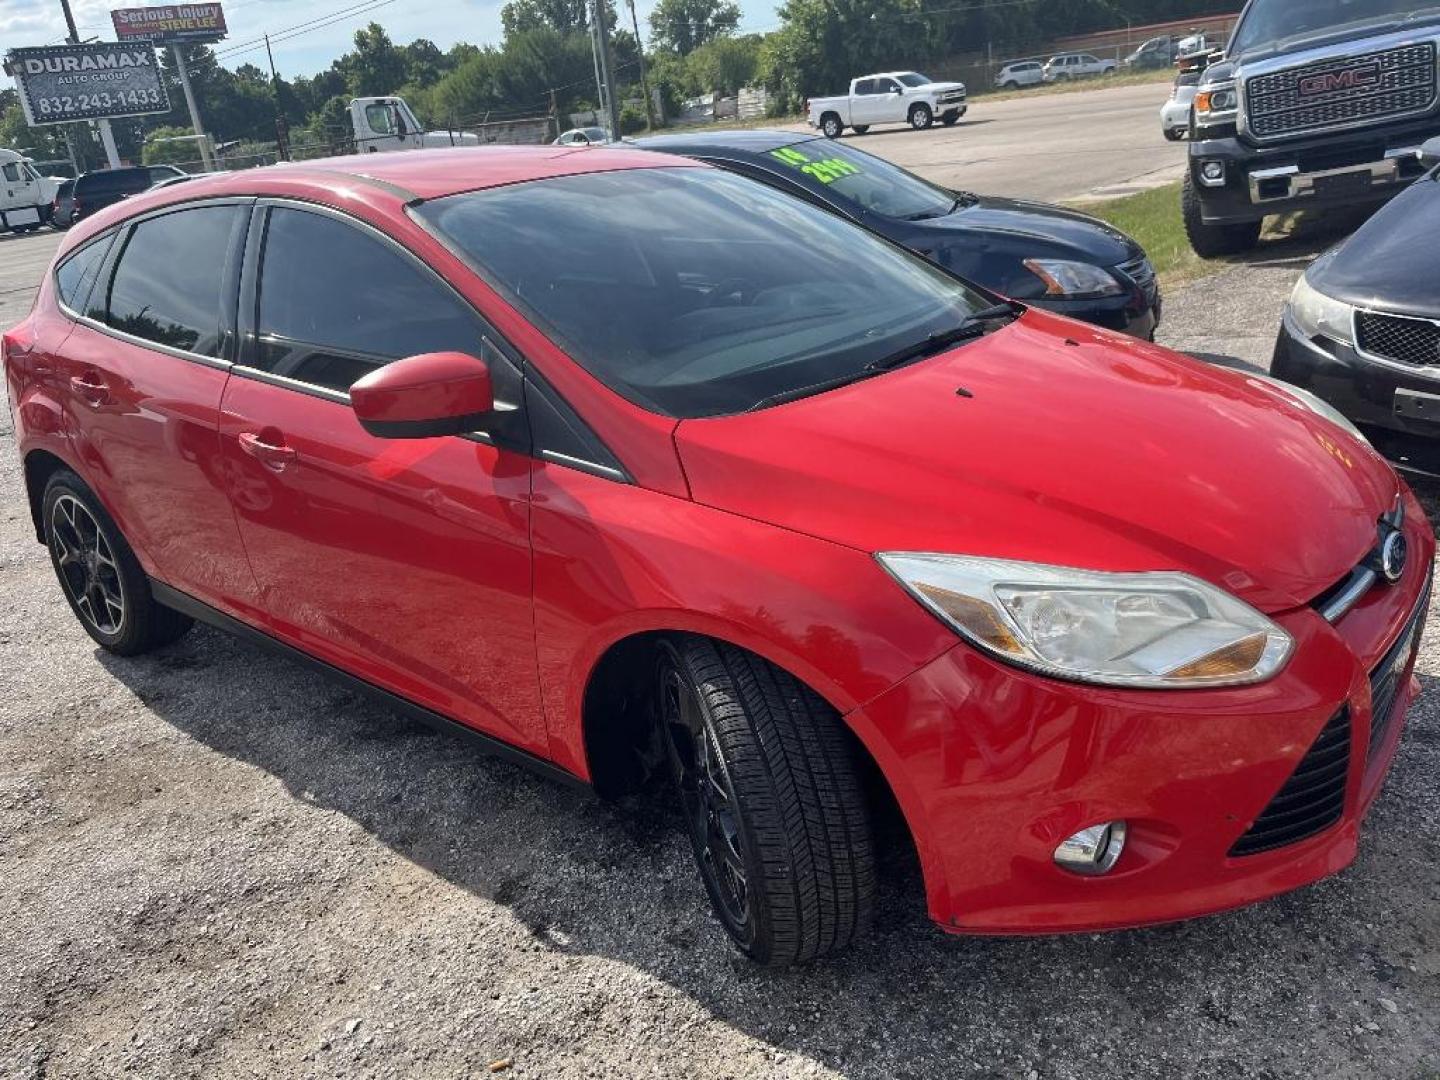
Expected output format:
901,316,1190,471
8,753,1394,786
851,124,870,134
1163,127,1184,141
1001,80,1018,90
1182,172,1262,258
657,637,875,966
908,103,933,130
42,470,193,656
820,113,843,139
941,111,960,126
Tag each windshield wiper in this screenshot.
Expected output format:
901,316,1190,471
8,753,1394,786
863,303,1019,373
746,303,1019,411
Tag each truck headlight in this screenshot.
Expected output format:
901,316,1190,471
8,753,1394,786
878,554,1293,688
1022,259,1125,298
1195,81,1239,123
1287,271,1355,347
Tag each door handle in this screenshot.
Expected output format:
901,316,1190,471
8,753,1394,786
238,431,298,471
69,372,108,405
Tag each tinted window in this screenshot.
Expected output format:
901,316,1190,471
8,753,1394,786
1231,0,1440,55
2,164,20,183
417,168,992,418
896,73,931,86
76,169,150,197
365,103,394,134
254,207,480,393
853,78,877,95
762,140,954,220
877,78,901,93
55,237,111,314
103,206,240,357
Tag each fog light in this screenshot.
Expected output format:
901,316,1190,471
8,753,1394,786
1054,820,1127,875
1199,161,1226,187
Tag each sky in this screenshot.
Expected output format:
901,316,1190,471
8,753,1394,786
1,0,779,79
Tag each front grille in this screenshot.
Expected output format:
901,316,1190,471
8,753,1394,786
1229,709,1350,857
1357,309,1440,367
938,91,967,104
1367,582,1429,760
1245,42,1438,140
1118,255,1159,302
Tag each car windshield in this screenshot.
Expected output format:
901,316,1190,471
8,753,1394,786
764,140,957,221
415,168,993,418
1230,0,1440,55
895,73,931,86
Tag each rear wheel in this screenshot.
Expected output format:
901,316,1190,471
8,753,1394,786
909,103,933,130
820,113,843,139
1001,80,1018,90
43,470,193,655
657,637,875,966
851,124,870,134
1182,172,1261,258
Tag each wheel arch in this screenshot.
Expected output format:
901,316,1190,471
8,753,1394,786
23,447,73,543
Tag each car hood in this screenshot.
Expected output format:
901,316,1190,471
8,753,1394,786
674,310,1398,613
1307,176,1440,318
919,195,1140,264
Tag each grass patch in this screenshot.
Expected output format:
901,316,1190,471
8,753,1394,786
1072,180,1210,287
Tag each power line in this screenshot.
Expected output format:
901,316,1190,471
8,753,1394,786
214,0,400,62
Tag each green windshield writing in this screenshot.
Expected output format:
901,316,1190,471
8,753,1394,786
770,146,862,185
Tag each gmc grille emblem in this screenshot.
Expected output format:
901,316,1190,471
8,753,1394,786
1298,63,1382,96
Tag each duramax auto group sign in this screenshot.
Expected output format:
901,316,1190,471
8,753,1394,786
4,43,171,126
111,4,229,45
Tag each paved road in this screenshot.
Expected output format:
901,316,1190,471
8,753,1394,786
0,230,62,332
781,80,1187,203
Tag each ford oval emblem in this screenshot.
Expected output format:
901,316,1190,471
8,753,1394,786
1381,530,1408,584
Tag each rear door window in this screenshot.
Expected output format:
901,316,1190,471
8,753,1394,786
55,236,113,314
102,205,243,358
853,79,877,95
251,206,482,393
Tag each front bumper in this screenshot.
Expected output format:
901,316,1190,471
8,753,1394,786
848,490,1433,933
1274,309,1440,475
1188,117,1440,224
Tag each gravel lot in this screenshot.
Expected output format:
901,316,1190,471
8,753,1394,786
3,211,1440,1079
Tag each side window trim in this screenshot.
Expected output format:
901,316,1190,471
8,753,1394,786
71,197,253,370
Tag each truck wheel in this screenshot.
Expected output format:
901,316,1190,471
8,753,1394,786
1182,173,1261,258
657,636,876,967
851,125,870,134
909,103,933,130
1164,127,1184,141
941,111,960,126
820,114,843,139
42,470,193,656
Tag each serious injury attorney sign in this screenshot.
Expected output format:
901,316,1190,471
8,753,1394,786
4,44,171,126
112,4,229,45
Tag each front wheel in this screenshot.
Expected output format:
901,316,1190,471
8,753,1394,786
1163,127,1184,141
657,637,876,966
1182,172,1262,258
941,111,960,126
1001,80,1018,90
820,113,843,139
909,103,933,130
43,470,193,655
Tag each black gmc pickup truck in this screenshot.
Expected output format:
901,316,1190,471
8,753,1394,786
1185,0,1440,256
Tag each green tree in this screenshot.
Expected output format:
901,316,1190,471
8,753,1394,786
142,125,202,166
649,0,741,55
339,23,408,97
686,34,761,95
761,0,926,98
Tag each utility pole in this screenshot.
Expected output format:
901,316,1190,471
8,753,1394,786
591,0,622,140
264,35,291,162
626,0,655,130
60,0,121,167
171,45,215,171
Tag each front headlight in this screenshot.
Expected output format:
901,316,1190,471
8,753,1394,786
1022,259,1125,299
1287,271,1355,346
877,554,1293,688
1194,81,1238,124
1247,371,1371,447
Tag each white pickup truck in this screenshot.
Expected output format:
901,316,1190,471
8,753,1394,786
349,97,483,153
806,72,967,138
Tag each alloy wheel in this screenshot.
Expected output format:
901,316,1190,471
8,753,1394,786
661,663,751,936
50,493,126,636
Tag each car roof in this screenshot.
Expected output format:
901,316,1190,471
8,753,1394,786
630,129,813,154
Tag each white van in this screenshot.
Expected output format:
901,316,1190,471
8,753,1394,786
0,149,52,233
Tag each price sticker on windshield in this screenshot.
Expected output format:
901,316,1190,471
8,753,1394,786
770,146,862,185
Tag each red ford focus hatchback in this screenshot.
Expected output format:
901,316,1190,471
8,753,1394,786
4,148,1431,965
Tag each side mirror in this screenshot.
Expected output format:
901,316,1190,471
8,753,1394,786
1422,136,1440,169
350,352,494,439
891,85,903,94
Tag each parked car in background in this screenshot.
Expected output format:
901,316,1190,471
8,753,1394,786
8,147,1429,967
553,126,611,146
995,60,1045,89
1,149,53,233
806,72,968,137
632,130,1162,338
49,179,75,230
1043,53,1118,81
1161,73,1201,140
1185,0,1440,257
69,165,187,225
1125,35,1177,68
1273,137,1440,473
